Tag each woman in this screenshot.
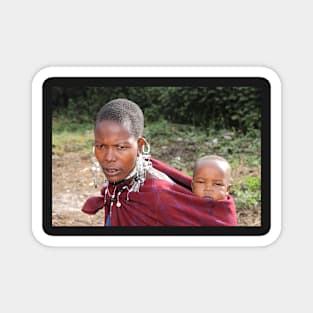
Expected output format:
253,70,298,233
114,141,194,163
82,98,237,226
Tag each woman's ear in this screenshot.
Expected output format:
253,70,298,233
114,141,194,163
137,137,147,155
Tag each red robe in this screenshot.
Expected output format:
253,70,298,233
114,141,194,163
82,158,237,226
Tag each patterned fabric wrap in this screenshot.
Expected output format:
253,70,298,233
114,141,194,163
82,158,237,226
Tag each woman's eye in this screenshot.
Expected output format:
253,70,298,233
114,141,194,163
95,145,105,150
117,146,127,150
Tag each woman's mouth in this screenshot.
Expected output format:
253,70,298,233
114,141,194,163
103,168,120,177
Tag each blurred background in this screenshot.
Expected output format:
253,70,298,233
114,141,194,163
52,86,261,226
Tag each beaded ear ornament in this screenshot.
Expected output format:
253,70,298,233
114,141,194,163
132,142,152,192
91,146,108,189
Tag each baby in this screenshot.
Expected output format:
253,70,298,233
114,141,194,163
191,155,232,200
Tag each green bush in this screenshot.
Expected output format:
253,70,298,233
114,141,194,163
52,86,261,133
231,176,261,209
52,118,261,211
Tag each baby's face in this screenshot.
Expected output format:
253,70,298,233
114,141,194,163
191,160,230,200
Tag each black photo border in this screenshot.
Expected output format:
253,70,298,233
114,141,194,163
43,77,270,236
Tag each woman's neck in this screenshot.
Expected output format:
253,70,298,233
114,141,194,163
109,166,137,186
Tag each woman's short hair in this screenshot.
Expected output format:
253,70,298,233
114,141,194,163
95,98,144,138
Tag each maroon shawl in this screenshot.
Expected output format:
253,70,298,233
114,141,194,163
82,157,237,226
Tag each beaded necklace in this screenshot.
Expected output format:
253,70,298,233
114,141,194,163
103,167,140,225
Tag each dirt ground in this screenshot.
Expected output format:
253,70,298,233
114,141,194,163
52,153,261,227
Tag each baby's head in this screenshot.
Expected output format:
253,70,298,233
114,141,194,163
191,155,232,200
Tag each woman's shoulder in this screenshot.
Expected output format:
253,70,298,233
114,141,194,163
143,171,192,195
146,167,174,183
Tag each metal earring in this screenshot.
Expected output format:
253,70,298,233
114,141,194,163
133,141,152,191
142,142,152,171
91,146,106,188
135,153,145,184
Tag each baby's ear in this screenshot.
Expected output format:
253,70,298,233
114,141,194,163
191,179,194,191
226,184,232,194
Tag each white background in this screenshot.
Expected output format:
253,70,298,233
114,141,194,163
0,1,311,312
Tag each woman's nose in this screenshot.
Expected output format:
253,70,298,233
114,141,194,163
104,148,116,162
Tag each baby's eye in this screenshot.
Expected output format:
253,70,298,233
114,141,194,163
196,181,205,184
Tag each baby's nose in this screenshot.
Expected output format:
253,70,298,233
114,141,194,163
204,183,213,190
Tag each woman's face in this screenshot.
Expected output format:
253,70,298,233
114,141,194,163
94,120,143,183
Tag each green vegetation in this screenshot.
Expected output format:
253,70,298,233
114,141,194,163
231,176,261,209
53,119,261,210
52,117,94,157
51,86,261,133
52,86,262,213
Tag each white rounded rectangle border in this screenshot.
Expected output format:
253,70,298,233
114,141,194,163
32,66,281,247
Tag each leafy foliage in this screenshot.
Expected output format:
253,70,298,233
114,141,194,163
52,86,261,133
52,84,262,212
231,176,261,210
53,118,261,210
